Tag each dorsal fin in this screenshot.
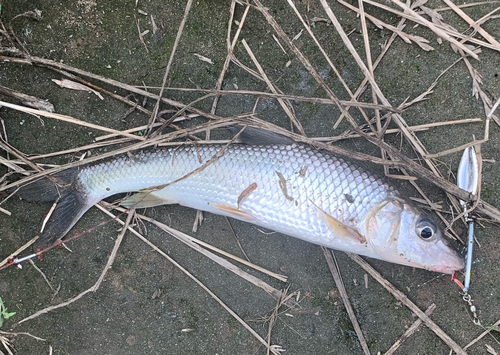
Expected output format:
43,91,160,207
227,126,295,145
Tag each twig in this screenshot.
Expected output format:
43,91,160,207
348,253,467,355
224,217,251,262
28,259,55,292
0,85,53,112
385,304,436,355
323,248,371,355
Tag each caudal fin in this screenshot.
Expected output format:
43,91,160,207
14,169,93,250
35,186,93,250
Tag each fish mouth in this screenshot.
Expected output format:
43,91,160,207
428,254,465,275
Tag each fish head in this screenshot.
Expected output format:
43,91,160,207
366,199,464,274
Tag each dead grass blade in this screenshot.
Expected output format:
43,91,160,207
0,101,144,141
348,253,467,355
265,288,291,355
28,259,55,292
100,203,287,284
429,1,500,13
286,0,374,132
333,2,413,128
338,0,434,51
363,0,478,58
0,330,45,342
136,87,400,111
441,0,500,51
465,318,500,350
358,0,380,134
323,248,371,355
317,118,482,143
94,205,283,355
224,217,251,262
148,0,193,133
0,236,38,268
241,39,305,135
134,14,149,53
210,1,250,119
371,0,496,52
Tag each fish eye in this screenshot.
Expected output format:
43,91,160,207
420,227,433,239
415,217,437,240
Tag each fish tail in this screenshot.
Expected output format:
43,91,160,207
15,168,93,250
36,185,94,250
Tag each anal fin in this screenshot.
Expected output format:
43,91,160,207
120,190,177,209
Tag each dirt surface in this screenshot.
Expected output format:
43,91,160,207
0,0,500,354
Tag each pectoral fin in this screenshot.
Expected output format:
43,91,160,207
120,190,177,209
318,208,366,244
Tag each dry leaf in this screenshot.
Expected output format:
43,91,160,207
193,53,213,65
310,17,331,24
51,79,104,100
12,9,42,22
293,29,304,41
151,15,158,34
486,344,498,355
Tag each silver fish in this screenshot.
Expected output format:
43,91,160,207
19,131,464,273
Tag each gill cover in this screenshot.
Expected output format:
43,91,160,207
366,199,464,274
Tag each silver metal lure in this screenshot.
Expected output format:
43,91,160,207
457,146,479,291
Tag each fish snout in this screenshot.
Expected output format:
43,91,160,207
431,247,465,274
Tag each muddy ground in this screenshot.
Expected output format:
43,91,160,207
0,0,500,354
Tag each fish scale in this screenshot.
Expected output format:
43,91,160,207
78,143,393,252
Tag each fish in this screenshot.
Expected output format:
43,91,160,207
16,127,464,274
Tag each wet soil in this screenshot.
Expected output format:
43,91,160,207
1,0,500,354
